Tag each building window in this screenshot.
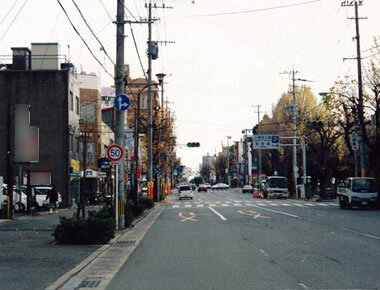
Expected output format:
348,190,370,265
80,103,95,123
76,96,79,115
70,91,74,111
79,141,96,163
69,134,73,152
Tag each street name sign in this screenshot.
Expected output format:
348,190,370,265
252,134,280,150
107,144,124,162
114,94,130,111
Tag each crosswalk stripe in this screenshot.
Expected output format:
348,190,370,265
305,203,316,206
293,204,304,207
172,205,179,208
197,204,204,207
234,204,242,206
185,205,192,208
257,203,267,206
281,203,291,206
210,204,217,207
318,203,329,206
222,204,229,207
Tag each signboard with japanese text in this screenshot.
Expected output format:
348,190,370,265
252,135,280,150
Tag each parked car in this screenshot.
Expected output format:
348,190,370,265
261,176,289,199
242,185,253,193
0,184,45,213
211,183,229,190
337,177,378,209
178,185,193,200
205,183,211,189
198,184,208,192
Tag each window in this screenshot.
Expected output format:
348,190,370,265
69,134,73,152
70,91,73,111
80,103,95,123
76,96,79,115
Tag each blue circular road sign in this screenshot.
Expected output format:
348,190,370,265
114,94,130,111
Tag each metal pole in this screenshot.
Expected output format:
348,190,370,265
245,131,248,185
7,103,13,219
115,164,119,230
354,150,358,177
115,0,125,228
292,70,298,198
354,1,367,177
82,132,87,218
302,136,307,199
147,2,155,200
227,136,230,186
133,93,141,206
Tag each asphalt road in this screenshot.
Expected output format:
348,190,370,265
108,188,380,290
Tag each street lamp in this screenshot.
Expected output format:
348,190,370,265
133,83,159,204
155,73,166,197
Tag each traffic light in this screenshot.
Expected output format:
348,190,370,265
252,124,259,135
305,120,323,130
187,142,200,147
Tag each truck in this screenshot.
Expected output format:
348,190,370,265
337,177,378,209
261,176,289,199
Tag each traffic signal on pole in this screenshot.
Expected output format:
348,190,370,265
187,142,200,147
305,120,323,130
252,124,259,135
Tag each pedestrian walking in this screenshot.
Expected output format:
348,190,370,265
46,185,59,214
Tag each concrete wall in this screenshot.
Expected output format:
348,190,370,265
0,70,72,206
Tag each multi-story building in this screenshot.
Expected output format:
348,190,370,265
0,43,80,207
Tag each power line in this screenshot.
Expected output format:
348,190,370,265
129,23,147,79
0,0,19,27
0,0,29,42
56,0,113,78
98,0,113,21
71,0,115,67
188,0,322,17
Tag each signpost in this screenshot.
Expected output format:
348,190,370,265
107,144,125,230
252,134,280,150
350,132,359,177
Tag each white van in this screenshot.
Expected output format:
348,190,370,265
262,176,289,199
178,185,193,200
338,177,378,209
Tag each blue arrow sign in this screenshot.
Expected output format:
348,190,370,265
114,94,130,111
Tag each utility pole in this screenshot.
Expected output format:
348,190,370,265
253,105,263,182
342,0,367,177
115,0,125,229
281,69,312,197
6,103,13,219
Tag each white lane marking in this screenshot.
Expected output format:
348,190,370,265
340,228,380,241
222,204,229,207
226,197,240,203
209,206,227,221
184,204,192,208
299,283,308,289
214,201,221,204
281,203,291,206
270,203,279,206
234,203,242,206
257,203,267,206
318,203,329,206
293,204,304,207
251,205,299,218
172,205,179,208
197,204,204,207
210,204,217,207
305,203,316,206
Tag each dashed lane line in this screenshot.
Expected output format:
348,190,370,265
340,228,380,241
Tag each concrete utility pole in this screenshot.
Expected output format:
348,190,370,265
115,0,125,229
253,105,263,181
342,0,367,177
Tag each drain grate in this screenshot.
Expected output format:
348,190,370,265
78,279,102,288
115,240,136,246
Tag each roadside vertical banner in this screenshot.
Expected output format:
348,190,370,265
148,181,154,200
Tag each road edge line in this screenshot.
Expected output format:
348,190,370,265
209,206,227,221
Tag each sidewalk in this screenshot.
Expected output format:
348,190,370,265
0,207,102,290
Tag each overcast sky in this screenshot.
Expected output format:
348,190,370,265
1,0,379,172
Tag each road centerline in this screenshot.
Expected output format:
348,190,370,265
208,206,227,221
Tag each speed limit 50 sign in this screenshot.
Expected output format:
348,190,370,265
106,144,124,162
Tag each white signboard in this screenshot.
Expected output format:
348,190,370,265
252,134,280,150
